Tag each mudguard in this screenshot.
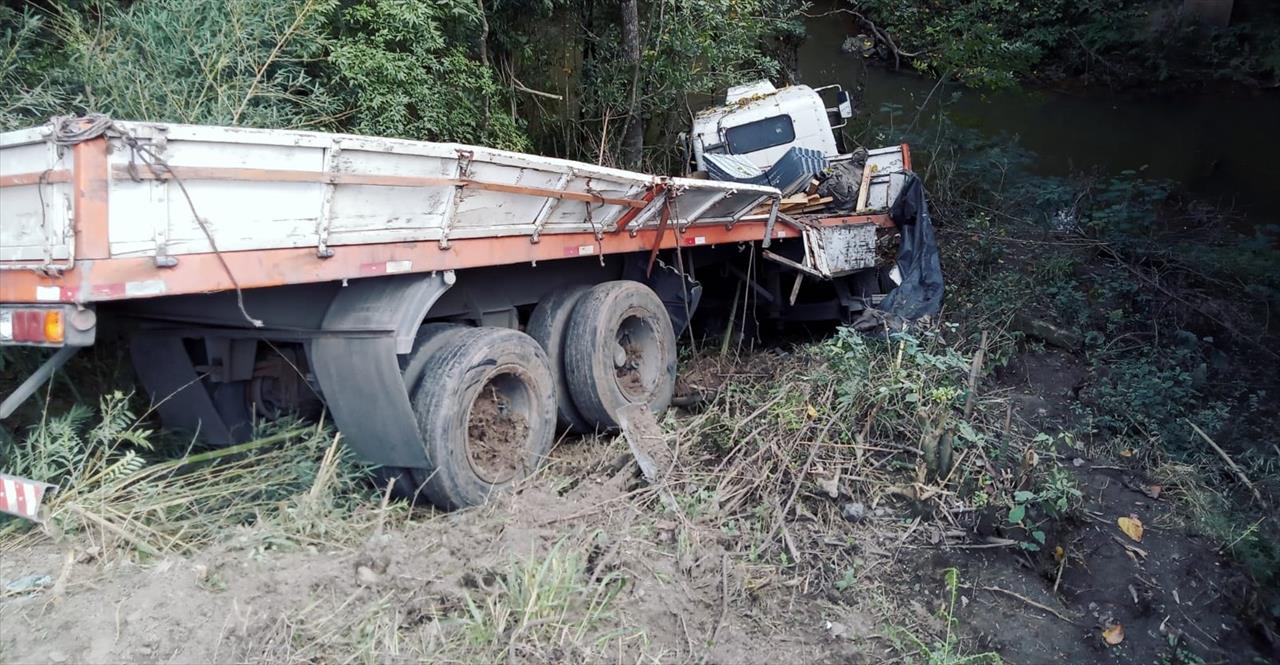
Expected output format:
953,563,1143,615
309,271,454,468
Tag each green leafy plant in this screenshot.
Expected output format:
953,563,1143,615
834,566,859,591
46,0,341,130
329,0,527,149
889,568,1002,664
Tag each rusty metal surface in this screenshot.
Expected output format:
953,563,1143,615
805,222,878,278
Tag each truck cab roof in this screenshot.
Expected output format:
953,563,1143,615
691,81,840,172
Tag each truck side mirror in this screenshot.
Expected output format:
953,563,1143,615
837,90,854,119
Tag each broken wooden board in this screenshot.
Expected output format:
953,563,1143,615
616,403,674,483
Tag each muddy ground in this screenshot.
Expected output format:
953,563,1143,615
0,348,1274,665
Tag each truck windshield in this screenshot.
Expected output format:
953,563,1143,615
724,115,795,154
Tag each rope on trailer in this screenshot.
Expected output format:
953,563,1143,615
583,178,606,265
48,115,264,328
35,168,56,274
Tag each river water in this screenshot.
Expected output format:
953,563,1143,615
797,6,1280,224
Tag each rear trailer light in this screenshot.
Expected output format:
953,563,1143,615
0,306,94,347
44,310,64,343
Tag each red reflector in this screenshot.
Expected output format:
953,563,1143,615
14,311,44,342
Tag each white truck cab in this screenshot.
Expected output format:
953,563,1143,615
689,80,854,173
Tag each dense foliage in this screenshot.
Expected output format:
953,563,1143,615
329,0,528,149
875,104,1280,610
848,0,1280,89
0,0,802,165
484,0,802,167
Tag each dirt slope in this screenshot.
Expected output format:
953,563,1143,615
1,349,1273,664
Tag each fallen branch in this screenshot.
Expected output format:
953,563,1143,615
511,79,563,101
972,585,1082,626
762,406,843,548
1112,535,1149,560
708,553,731,648
937,538,1019,550
1097,243,1280,363
1186,419,1267,507
836,8,922,70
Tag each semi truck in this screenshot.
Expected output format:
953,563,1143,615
0,81,911,511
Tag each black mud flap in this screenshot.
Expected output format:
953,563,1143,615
131,335,251,445
308,272,453,468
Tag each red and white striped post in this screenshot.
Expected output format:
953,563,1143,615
0,473,56,522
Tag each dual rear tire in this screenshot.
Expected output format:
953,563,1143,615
561,281,677,429
381,326,556,509
383,280,676,509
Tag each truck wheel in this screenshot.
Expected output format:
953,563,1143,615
400,322,468,395
527,286,595,433
376,322,470,501
564,281,677,430
411,327,556,509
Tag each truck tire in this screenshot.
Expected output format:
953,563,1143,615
377,322,470,501
564,281,677,430
411,327,556,509
400,322,468,395
527,286,595,433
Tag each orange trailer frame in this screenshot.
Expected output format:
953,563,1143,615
0,138,909,306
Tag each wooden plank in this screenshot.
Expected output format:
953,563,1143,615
109,164,651,209
815,214,895,229
0,170,72,188
855,164,873,213
797,196,833,213
762,249,823,278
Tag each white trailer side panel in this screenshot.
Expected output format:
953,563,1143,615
89,123,774,260
0,127,75,265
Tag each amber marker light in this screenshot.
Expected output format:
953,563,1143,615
43,310,64,344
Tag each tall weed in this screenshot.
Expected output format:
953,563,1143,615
1,391,386,556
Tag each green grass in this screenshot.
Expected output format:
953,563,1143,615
0,390,395,557
237,537,639,665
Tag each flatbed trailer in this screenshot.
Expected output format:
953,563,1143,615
0,117,909,510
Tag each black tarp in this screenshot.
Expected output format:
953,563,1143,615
855,172,943,329
815,147,868,214
623,254,702,335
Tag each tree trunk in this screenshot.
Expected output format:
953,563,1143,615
619,0,643,169
475,0,490,67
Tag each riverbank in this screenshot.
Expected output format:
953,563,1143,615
800,11,1280,223
805,0,1280,94
898,87,1280,659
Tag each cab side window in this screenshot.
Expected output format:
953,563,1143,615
724,115,796,154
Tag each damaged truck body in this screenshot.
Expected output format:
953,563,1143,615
0,81,927,512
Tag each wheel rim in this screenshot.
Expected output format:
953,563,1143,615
613,310,661,402
465,368,536,484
